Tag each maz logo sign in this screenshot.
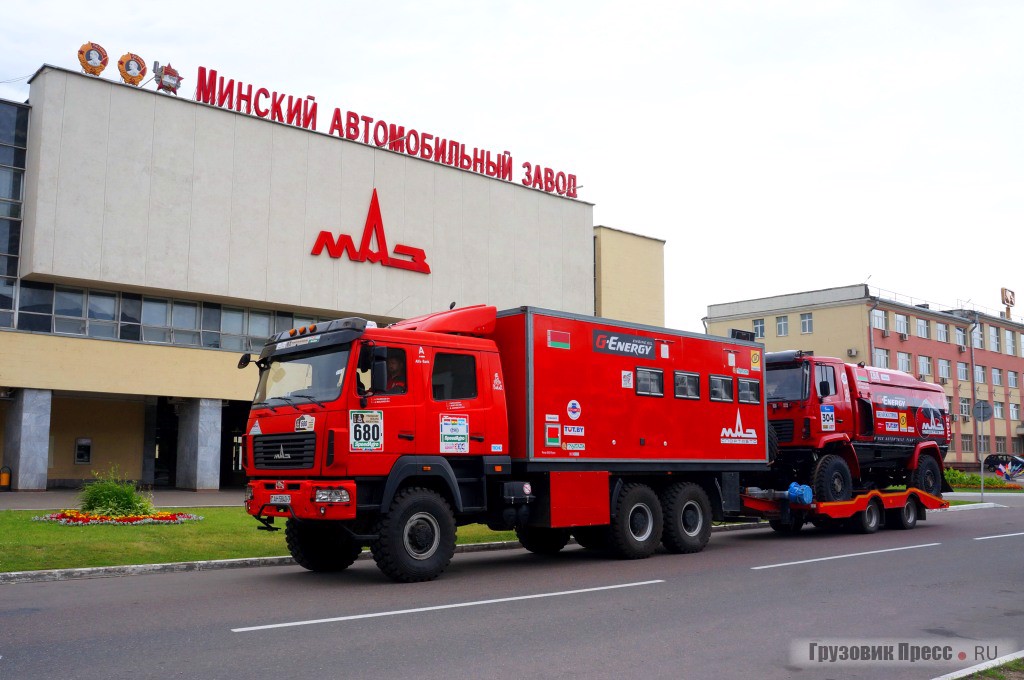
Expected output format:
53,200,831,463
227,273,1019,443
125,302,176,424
311,189,430,274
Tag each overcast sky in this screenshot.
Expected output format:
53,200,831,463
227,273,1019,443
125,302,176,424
2,1,1021,331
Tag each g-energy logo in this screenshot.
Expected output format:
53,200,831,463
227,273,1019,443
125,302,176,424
592,330,655,358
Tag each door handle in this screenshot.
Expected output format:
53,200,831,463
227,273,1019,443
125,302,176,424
398,433,415,441
470,434,485,442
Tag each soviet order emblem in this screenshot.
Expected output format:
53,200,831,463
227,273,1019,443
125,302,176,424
78,42,108,76
118,53,147,86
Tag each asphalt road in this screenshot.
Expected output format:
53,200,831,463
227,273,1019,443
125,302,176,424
2,505,1021,680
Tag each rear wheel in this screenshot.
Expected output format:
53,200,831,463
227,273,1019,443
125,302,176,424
910,456,942,498
516,526,571,555
371,487,456,583
285,519,363,572
887,496,918,530
660,482,712,553
813,454,853,502
850,498,882,534
608,483,663,559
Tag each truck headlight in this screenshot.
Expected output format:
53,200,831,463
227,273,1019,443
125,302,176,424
315,488,350,503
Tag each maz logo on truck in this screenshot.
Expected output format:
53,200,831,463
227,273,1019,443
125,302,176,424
592,330,654,357
311,188,431,274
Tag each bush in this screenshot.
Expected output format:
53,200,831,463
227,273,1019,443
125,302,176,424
78,466,155,516
944,466,1021,490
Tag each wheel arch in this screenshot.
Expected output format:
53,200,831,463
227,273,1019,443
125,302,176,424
381,456,462,514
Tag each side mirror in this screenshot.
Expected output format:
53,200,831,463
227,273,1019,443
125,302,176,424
818,380,831,398
237,353,252,369
357,342,375,371
371,361,388,393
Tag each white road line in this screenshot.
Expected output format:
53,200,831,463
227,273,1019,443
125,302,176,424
974,531,1024,541
232,579,665,633
751,543,941,570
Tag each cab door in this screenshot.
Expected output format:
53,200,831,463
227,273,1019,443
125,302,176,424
346,343,418,477
423,348,494,457
815,362,850,437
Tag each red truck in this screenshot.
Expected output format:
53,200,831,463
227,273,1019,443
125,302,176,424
237,308,947,582
764,350,950,510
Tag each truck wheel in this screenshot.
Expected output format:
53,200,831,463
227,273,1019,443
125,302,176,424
887,497,918,530
371,487,456,583
516,526,571,555
813,454,853,502
850,499,882,534
768,513,804,535
910,456,942,498
767,424,779,463
285,519,363,572
573,526,609,551
660,482,712,553
608,483,663,559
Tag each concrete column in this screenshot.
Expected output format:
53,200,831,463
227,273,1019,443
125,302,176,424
3,389,52,490
140,398,157,487
175,398,221,490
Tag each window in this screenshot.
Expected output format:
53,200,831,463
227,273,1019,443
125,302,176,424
936,323,949,343
996,436,1007,454
814,364,836,398
1006,329,1016,356
709,375,733,402
978,435,990,454
431,353,477,400
1015,438,1023,455
955,327,966,346
895,314,908,334
776,316,788,337
871,309,888,330
385,348,408,394
738,379,760,404
959,397,971,416
961,434,973,453
897,352,911,373
917,355,931,376
972,325,984,349
1012,403,1021,421
946,396,953,414
989,326,1001,352
1010,371,1018,388
873,348,890,369
957,362,969,381
938,359,951,380
975,365,986,384
674,372,700,399
636,368,664,397
916,318,929,339
800,313,813,334
994,401,1004,419
992,368,1002,386
752,319,764,339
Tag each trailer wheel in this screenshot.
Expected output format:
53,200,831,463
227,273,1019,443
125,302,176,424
285,519,363,572
887,496,918,530
660,482,712,553
768,514,804,535
850,498,882,534
371,487,456,583
516,526,571,555
910,456,942,498
573,526,609,551
813,454,853,502
608,483,663,559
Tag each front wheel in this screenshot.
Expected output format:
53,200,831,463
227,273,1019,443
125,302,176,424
910,456,942,498
516,526,571,555
608,483,663,559
371,487,456,583
285,519,363,572
813,454,853,502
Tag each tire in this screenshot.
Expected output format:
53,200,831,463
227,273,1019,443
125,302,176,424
660,482,712,553
608,483,663,559
850,499,882,534
910,455,942,498
768,514,804,535
573,526,609,551
767,424,779,464
813,454,853,502
516,526,571,555
810,517,840,533
887,496,918,530
371,487,456,583
285,519,363,572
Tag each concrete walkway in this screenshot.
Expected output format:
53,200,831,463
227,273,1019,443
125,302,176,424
0,488,245,511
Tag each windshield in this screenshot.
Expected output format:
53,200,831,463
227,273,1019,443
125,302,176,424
254,347,350,405
766,364,808,402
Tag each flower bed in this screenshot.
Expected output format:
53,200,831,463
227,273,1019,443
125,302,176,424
32,510,204,526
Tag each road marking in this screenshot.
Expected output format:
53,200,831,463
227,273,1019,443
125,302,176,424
974,531,1024,541
751,543,940,570
232,579,665,632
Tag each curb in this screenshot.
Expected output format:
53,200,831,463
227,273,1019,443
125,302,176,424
931,647,1024,680
0,522,768,585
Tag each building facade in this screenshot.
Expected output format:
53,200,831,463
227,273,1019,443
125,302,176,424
0,64,663,491
707,284,1024,466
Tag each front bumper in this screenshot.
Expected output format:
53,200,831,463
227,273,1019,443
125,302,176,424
245,479,358,521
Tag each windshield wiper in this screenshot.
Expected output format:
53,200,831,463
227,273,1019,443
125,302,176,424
274,396,299,408
252,401,278,412
292,393,326,408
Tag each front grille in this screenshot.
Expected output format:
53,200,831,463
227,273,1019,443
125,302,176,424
253,433,316,469
770,420,794,443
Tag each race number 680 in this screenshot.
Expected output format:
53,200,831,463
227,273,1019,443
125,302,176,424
352,423,381,442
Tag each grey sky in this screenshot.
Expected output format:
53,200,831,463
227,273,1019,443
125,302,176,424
2,1,1021,330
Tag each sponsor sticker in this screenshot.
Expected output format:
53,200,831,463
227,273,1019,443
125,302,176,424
820,405,835,432
751,350,761,371
720,410,758,445
899,413,908,431
545,414,559,422
622,371,634,389
277,335,321,350
563,443,585,451
295,415,315,432
564,425,585,436
440,414,469,454
881,374,890,382
493,373,504,391
491,444,503,452
592,330,655,358
545,423,561,447
886,422,899,431
876,410,899,420
350,410,384,452
567,399,582,421
735,367,750,376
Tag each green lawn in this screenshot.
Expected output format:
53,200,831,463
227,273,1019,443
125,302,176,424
0,507,516,573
